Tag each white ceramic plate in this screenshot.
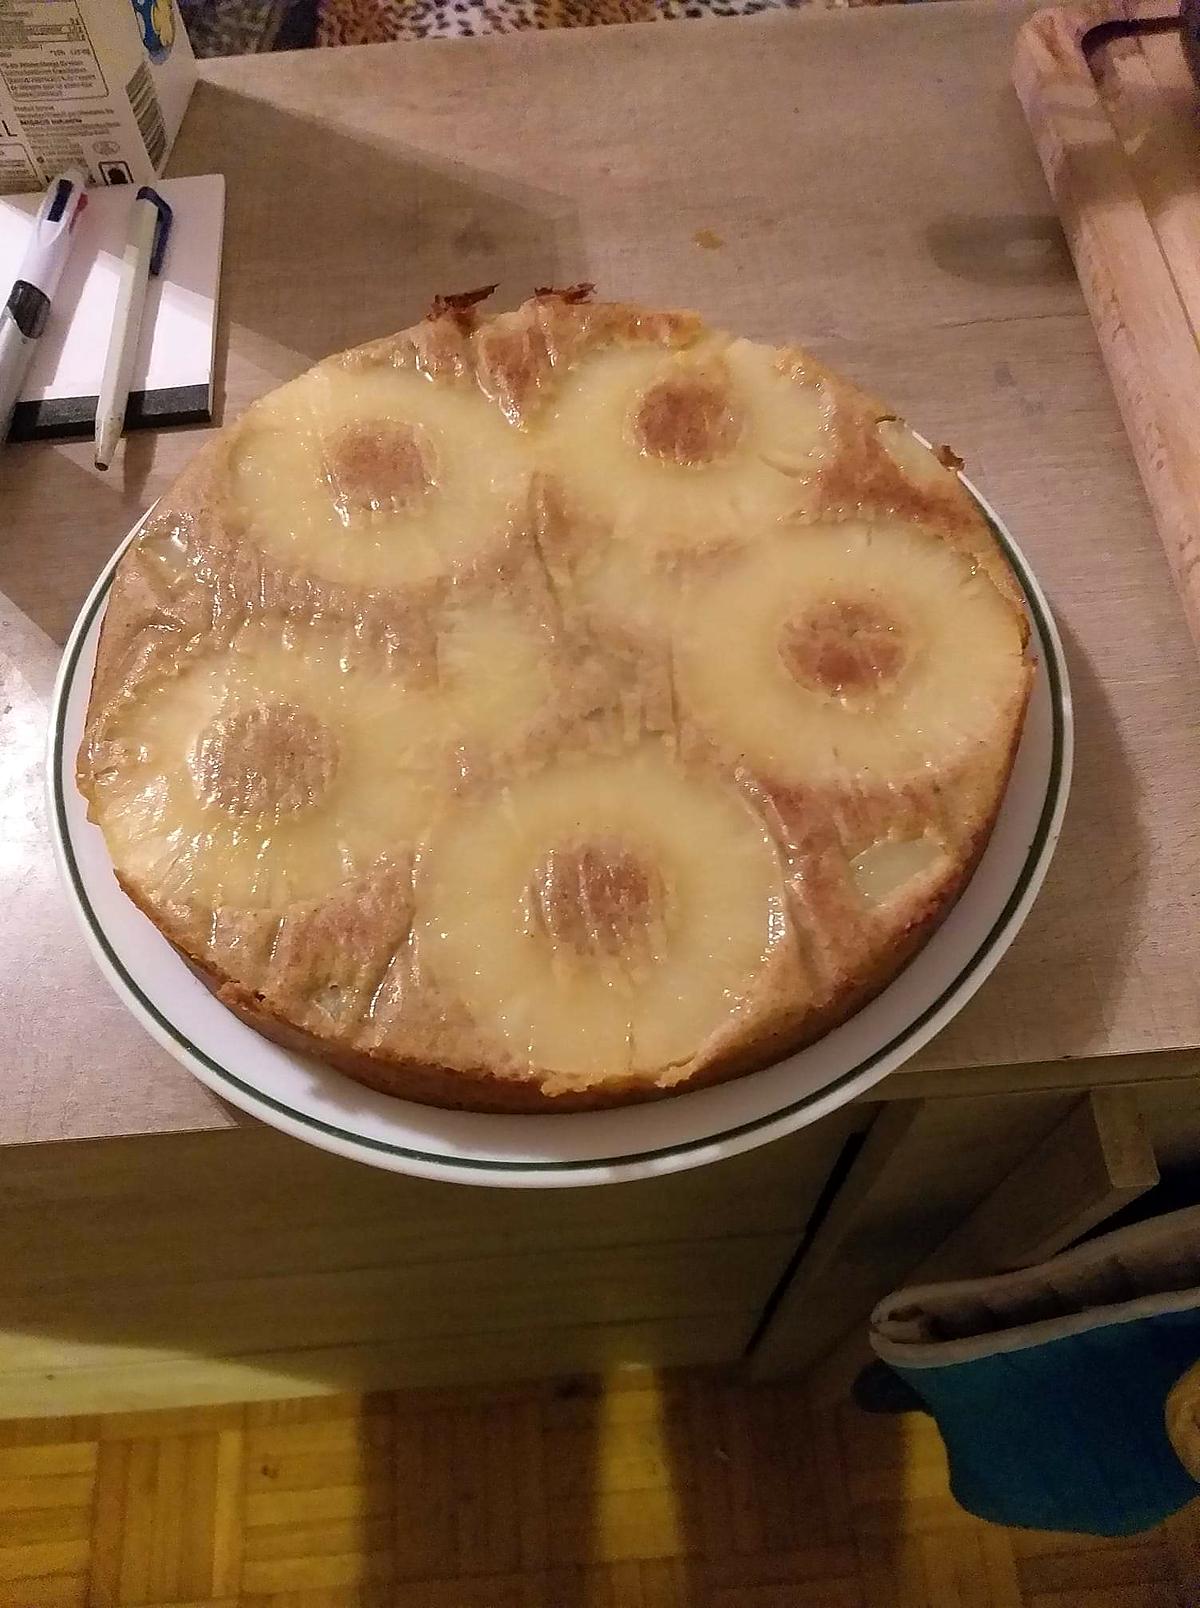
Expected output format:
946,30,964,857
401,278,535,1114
49,483,1072,1188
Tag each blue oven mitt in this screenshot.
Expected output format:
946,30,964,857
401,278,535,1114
870,1205,1200,1535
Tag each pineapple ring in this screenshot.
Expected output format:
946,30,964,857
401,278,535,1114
674,522,1027,785
419,748,789,1087
89,623,441,911
229,362,531,591
540,339,831,551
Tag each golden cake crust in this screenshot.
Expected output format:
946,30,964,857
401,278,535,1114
78,291,1032,1113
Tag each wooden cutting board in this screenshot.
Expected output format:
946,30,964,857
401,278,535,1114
1014,2,1200,653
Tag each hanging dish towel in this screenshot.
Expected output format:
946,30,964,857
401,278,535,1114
870,1204,1200,1535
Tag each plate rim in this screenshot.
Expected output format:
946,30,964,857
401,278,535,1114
49,485,1072,1186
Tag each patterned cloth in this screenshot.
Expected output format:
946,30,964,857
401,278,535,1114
180,0,872,51
179,0,315,53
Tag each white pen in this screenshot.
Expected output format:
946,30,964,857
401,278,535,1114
0,168,88,445
94,186,173,472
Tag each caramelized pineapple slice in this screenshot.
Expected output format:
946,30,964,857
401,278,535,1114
88,594,564,913
850,835,948,906
418,746,791,1090
88,622,442,910
674,521,1028,786
540,339,831,552
229,362,531,590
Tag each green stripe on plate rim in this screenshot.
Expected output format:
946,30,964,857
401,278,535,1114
53,508,1066,1174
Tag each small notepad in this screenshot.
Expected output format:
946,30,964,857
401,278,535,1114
0,173,225,443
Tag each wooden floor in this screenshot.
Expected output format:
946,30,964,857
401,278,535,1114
1,1371,1197,1608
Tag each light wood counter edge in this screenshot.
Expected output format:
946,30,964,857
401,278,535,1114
875,1047,1200,1103
3,1050,1197,1156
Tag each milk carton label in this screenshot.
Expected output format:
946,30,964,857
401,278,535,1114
0,0,196,194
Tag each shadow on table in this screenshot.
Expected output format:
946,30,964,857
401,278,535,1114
173,81,585,388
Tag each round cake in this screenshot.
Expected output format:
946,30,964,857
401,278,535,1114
78,289,1032,1112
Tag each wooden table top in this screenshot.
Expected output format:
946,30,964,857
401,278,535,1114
6,0,1200,1147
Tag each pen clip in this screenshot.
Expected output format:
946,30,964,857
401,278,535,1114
42,168,88,232
135,186,173,277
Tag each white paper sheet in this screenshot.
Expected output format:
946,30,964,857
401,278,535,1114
0,172,223,436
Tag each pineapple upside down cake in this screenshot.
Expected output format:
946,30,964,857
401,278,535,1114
78,289,1032,1112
